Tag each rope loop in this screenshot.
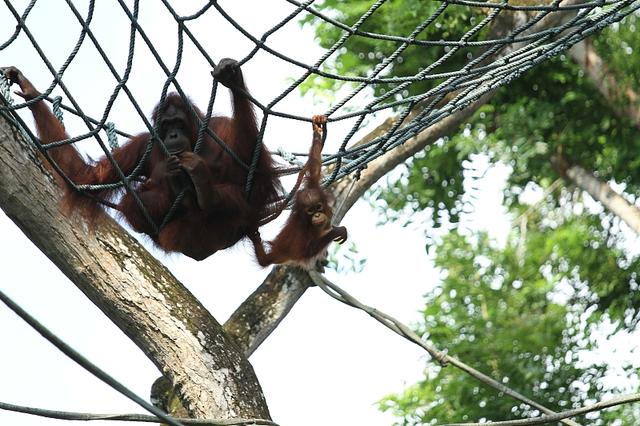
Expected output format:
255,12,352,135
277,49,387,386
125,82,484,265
52,96,64,128
105,122,119,150
0,0,633,237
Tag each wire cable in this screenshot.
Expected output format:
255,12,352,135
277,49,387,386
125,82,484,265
0,289,184,426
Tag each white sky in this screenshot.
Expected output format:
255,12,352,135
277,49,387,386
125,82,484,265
2,1,634,426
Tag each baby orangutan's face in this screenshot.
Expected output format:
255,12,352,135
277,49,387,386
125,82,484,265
299,189,330,228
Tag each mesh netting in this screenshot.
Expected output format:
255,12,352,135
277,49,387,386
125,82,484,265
0,0,637,233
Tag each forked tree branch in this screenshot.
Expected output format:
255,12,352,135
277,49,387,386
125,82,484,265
225,0,549,363
224,266,311,356
223,6,591,426
0,1,606,424
0,112,270,421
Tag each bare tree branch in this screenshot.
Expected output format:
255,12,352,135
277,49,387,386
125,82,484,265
443,393,640,426
155,265,313,417
552,153,640,234
224,266,312,356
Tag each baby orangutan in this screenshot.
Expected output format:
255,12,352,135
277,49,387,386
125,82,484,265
250,115,347,269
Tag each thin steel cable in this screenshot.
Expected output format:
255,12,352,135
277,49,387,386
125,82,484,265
0,401,278,426
442,393,640,426
309,272,581,426
0,290,183,426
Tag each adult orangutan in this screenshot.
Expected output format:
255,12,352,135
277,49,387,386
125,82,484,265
2,60,282,260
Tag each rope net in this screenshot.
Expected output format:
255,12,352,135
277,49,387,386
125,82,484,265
0,0,637,234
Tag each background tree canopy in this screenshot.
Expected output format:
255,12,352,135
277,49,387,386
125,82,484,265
303,2,640,425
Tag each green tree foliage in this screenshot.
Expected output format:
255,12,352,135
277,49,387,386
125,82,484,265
380,215,638,424
302,2,640,424
474,57,640,209
369,138,470,227
302,4,640,216
299,0,485,100
593,13,640,93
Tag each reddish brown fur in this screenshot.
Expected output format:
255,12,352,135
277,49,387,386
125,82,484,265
3,64,282,261
250,115,347,268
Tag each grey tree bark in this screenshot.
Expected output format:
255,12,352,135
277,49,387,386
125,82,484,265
565,35,640,234
552,154,640,235
567,164,640,235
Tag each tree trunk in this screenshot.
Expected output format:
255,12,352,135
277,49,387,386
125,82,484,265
552,154,640,235
570,40,640,130
224,266,311,357
154,266,312,416
0,111,270,421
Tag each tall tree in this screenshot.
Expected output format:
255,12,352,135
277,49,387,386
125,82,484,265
380,212,640,425
0,1,637,424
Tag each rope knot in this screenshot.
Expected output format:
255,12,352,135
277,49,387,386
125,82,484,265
52,96,65,128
